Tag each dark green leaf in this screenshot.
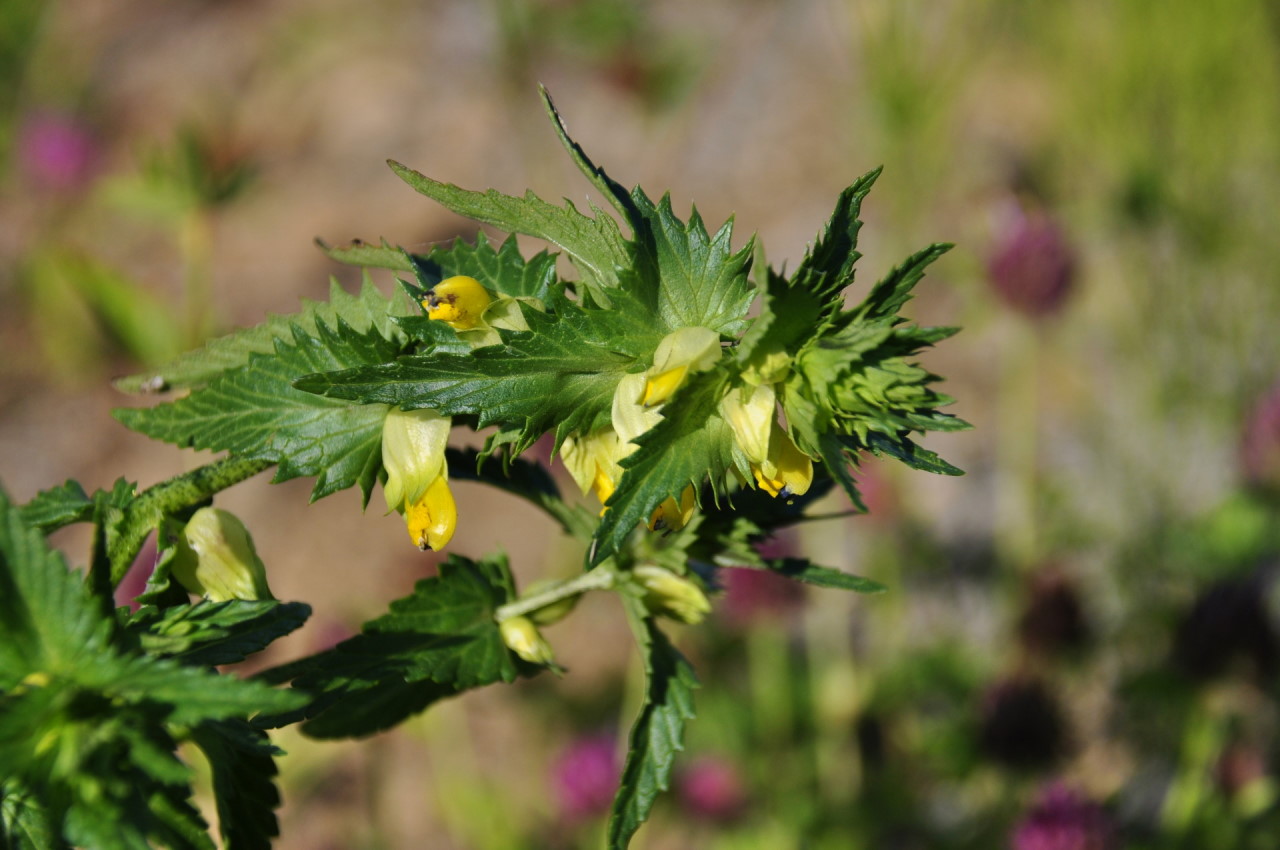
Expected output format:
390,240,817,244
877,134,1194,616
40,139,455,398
257,554,527,739
763,558,886,593
851,242,953,323
128,600,311,667
191,721,284,850
1,780,64,850
115,320,401,505
607,619,697,849
593,370,736,565
405,232,559,301
864,432,964,476
115,278,410,394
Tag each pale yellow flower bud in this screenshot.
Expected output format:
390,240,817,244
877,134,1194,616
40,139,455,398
499,616,556,665
642,327,722,406
171,508,274,602
423,275,492,330
634,565,711,624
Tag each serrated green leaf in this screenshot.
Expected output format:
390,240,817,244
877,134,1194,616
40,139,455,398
115,320,401,504
445,447,594,539
864,432,964,476
16,480,92,532
257,554,526,738
405,233,560,301
128,600,311,667
607,619,697,850
294,298,650,452
96,656,308,726
316,237,412,271
191,721,283,850
115,277,411,394
763,558,886,593
0,489,114,687
388,160,630,303
633,192,755,335
851,242,953,323
593,371,736,565
1,781,63,850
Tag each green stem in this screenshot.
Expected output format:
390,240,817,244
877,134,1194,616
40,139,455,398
107,456,274,584
493,566,616,621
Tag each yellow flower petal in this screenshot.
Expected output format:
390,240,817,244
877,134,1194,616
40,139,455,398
423,275,492,330
720,383,776,465
382,408,451,512
405,475,457,551
612,373,663,444
634,565,711,624
752,427,813,499
648,485,697,532
642,326,722,406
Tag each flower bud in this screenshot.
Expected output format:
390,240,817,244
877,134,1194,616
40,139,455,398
171,508,274,602
423,275,492,330
752,427,813,499
642,326,722,406
499,616,556,665
634,565,711,624
560,428,626,509
720,383,776,465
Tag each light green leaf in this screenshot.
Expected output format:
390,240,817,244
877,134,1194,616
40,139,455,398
388,159,630,303
115,277,411,394
607,616,697,850
115,320,401,504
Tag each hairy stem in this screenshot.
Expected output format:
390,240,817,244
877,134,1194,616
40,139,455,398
494,566,616,622
108,456,274,584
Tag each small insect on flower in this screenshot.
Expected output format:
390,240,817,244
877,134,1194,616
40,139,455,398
423,275,492,330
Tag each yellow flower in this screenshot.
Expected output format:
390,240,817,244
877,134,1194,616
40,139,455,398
642,326,722,406
382,407,456,551
171,508,274,601
752,427,813,499
649,485,696,533
720,383,813,499
560,427,625,508
423,275,492,330
499,616,556,665
633,565,711,624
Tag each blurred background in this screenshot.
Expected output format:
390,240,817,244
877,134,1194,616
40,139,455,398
3,0,1280,847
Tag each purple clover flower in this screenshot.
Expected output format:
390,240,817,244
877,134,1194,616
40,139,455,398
17,111,99,193
987,203,1077,319
552,733,619,823
678,755,747,822
1011,783,1116,850
1241,382,1280,490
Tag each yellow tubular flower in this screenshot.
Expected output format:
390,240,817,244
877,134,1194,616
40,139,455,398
720,383,776,466
752,426,814,499
405,475,457,551
612,373,662,445
642,326,722,407
499,616,556,665
560,428,625,509
382,408,455,550
171,508,274,601
649,485,696,533
423,275,492,330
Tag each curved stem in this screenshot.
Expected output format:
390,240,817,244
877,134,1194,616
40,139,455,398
107,456,274,584
494,566,616,622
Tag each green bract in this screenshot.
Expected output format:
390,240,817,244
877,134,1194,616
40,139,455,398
56,88,969,850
